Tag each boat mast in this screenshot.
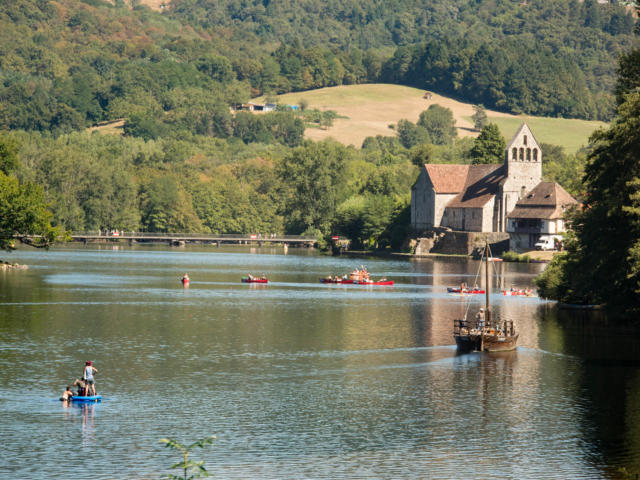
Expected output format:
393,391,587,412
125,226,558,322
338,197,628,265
485,240,491,328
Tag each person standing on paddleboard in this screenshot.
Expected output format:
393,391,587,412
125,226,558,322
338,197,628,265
83,361,98,396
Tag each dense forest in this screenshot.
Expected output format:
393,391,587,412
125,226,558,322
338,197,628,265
535,45,640,314
0,0,637,250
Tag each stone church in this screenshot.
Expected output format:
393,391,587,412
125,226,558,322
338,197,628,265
411,123,576,246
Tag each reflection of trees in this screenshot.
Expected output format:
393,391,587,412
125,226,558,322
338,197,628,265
546,309,640,475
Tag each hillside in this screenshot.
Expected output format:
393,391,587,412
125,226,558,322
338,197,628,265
269,84,606,153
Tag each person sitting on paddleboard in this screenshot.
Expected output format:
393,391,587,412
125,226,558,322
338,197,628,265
73,377,87,396
60,386,74,402
83,361,98,396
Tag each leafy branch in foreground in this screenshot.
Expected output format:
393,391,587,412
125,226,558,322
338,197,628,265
160,435,216,480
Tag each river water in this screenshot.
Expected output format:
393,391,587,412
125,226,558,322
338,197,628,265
0,245,639,479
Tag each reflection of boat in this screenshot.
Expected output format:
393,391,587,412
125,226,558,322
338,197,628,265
453,241,518,353
447,287,485,294
71,395,102,403
242,276,268,283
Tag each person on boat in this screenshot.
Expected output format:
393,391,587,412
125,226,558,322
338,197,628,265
182,273,189,282
83,361,98,397
60,386,74,402
248,274,254,280
476,308,485,329
73,377,87,396
474,284,479,291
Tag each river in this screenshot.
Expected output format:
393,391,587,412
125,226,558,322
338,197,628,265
0,245,639,479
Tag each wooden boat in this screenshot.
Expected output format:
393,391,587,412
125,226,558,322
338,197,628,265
453,242,518,353
355,279,394,286
242,276,268,283
447,287,485,294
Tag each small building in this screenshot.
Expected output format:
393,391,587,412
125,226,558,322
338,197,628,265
506,182,578,250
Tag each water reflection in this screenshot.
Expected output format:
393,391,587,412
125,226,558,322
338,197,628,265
0,245,638,478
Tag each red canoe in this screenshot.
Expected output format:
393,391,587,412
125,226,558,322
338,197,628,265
242,277,268,283
447,288,485,294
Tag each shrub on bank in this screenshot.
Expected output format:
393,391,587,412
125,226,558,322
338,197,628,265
502,250,531,263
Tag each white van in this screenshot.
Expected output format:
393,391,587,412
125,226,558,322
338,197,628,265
534,235,562,251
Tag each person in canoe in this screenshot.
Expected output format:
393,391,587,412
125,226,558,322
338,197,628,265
60,386,74,402
182,273,190,286
83,361,98,396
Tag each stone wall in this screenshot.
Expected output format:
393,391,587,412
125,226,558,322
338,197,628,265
413,230,510,256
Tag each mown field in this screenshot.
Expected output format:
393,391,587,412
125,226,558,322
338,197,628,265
269,84,607,153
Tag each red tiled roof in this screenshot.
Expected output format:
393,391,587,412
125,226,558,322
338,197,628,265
424,164,469,193
445,164,505,208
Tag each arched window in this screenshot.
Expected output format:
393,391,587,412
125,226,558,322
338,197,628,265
523,135,528,146
527,148,531,161
533,148,538,161
519,147,524,161
512,148,517,160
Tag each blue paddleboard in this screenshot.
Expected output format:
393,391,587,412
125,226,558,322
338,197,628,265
70,395,102,402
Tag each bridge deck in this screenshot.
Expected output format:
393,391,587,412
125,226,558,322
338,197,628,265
71,233,316,244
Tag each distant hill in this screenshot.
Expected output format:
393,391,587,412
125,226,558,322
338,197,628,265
0,0,634,135
269,84,606,153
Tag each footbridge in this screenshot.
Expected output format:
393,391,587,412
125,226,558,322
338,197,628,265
71,232,317,247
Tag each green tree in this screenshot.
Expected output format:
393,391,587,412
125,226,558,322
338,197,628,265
140,176,203,233
0,135,60,250
396,119,430,149
0,172,59,250
471,104,488,130
417,105,457,145
536,92,640,312
470,123,505,164
276,140,351,234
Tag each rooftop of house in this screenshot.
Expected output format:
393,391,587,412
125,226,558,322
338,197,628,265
507,182,578,219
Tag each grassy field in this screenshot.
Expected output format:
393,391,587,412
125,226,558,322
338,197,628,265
480,116,607,154
269,84,606,153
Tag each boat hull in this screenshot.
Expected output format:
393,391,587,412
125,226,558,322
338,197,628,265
320,278,354,284
448,288,485,294
355,280,394,286
481,334,519,352
454,334,481,352
242,278,268,283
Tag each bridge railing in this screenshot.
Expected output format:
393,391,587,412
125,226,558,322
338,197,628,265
72,231,317,241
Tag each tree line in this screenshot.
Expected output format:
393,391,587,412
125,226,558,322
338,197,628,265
0,0,636,138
